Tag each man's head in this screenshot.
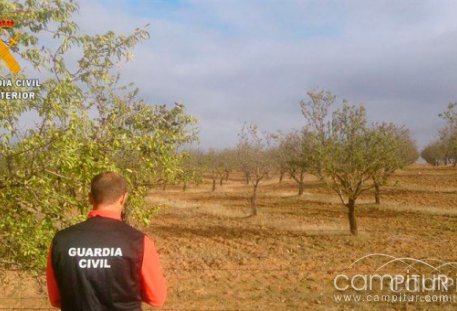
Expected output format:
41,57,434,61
89,171,128,211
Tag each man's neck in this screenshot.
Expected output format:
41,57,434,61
88,209,122,220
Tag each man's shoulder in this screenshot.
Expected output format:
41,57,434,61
115,220,146,237
53,219,90,239
54,218,145,240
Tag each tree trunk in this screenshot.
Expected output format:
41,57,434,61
219,177,224,186
245,172,250,185
374,182,380,205
279,170,284,183
225,170,230,181
298,182,305,196
212,179,216,191
298,172,305,195
162,183,167,191
183,181,187,192
347,199,358,236
250,182,259,216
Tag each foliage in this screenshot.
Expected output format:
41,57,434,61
369,123,418,203
420,103,457,166
178,150,204,191
200,149,225,191
236,123,275,216
218,148,237,183
0,0,196,271
421,140,447,166
301,90,414,235
275,129,315,195
436,103,457,165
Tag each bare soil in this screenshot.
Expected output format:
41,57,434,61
3,164,457,310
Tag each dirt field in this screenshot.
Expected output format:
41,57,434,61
3,164,457,310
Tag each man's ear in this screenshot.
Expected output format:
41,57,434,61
120,192,128,206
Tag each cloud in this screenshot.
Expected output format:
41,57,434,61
74,0,457,149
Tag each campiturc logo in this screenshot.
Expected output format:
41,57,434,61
333,254,457,305
0,19,21,74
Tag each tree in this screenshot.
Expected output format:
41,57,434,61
438,103,457,166
236,124,275,216
369,124,418,204
301,90,412,235
270,142,288,183
0,1,196,271
421,140,446,166
277,129,314,195
420,103,457,167
201,149,226,191
178,150,204,192
323,102,372,236
217,148,237,185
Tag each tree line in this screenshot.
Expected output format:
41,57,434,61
421,103,457,166
176,90,419,236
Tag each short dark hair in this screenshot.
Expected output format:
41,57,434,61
90,171,128,205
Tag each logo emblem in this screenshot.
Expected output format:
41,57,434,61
0,20,21,74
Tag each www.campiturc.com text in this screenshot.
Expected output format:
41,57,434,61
334,293,457,304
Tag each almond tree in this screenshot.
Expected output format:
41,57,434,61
202,149,226,191
420,103,457,167
270,142,288,183
236,124,275,216
218,148,237,185
0,0,196,270
178,150,204,191
421,140,446,166
301,90,412,235
369,124,418,204
277,129,314,195
438,102,457,165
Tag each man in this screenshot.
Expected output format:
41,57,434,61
46,171,167,310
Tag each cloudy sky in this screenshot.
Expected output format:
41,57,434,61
74,0,457,149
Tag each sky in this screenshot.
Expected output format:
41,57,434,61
72,0,457,149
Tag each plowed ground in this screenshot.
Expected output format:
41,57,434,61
3,164,457,310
